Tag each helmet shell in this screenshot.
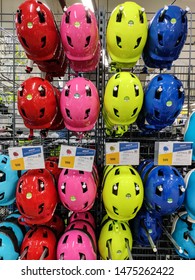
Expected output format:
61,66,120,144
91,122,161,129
184,112,195,161
60,3,99,61
15,0,60,61
60,77,100,132
16,169,58,225
102,165,144,220
106,1,148,68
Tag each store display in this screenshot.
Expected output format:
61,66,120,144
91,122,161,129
0,0,194,260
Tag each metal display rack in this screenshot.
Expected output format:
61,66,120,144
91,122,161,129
0,8,195,260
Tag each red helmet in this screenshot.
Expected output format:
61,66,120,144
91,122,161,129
45,156,62,182
15,0,60,61
16,169,58,225
17,77,58,129
20,226,57,260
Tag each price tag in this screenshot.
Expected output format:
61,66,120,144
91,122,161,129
154,141,193,165
59,145,95,172
105,142,140,165
8,146,45,170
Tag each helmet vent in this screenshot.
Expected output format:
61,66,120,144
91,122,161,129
41,36,46,48
155,204,161,212
65,11,70,23
175,35,182,47
134,37,141,49
116,36,122,48
86,13,92,24
64,169,68,175
65,108,72,119
77,235,83,243
155,186,162,196
38,203,44,214
112,183,119,195
63,235,68,244
84,109,90,119
86,86,92,96
139,10,144,23
67,36,73,47
18,181,23,193
39,108,45,118
17,9,22,24
83,201,88,209
28,230,34,238
79,170,85,174
21,37,29,48
155,89,161,99
61,183,66,194
1,157,7,164
38,180,45,192
154,110,160,120
79,253,86,260
113,206,119,215
158,170,164,177
85,36,91,47
129,168,136,175
113,108,119,117
157,76,163,81
0,172,5,183
0,192,4,201
115,168,120,175
131,107,138,117
113,85,119,97
134,85,139,96
65,86,70,96
43,231,48,238
21,108,27,118
108,224,113,231
135,183,140,195
158,34,163,46
81,182,88,193
133,206,138,214
121,223,126,230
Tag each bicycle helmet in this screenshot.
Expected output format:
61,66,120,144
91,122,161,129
137,74,185,132
58,168,98,212
0,154,21,206
103,72,144,136
131,208,162,247
143,5,189,69
98,216,133,260
17,77,58,130
60,3,99,61
60,77,100,132
45,156,62,183
20,226,57,260
65,220,97,250
42,213,65,238
184,112,195,161
69,40,101,72
0,226,20,260
15,0,60,61
16,169,58,225
106,1,148,69
0,220,24,248
102,165,144,221
57,228,97,260
184,168,195,220
171,211,195,259
144,165,186,216
69,211,96,229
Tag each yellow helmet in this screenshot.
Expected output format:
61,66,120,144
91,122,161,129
102,165,144,221
103,71,144,136
98,215,133,260
106,1,148,68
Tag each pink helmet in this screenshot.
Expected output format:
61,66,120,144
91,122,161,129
60,77,100,132
69,211,96,229
60,3,99,61
65,220,97,250
70,41,101,72
57,229,97,260
57,168,98,212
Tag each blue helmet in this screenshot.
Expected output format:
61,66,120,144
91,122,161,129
144,165,186,216
0,226,20,260
143,5,188,69
0,221,24,247
0,154,22,206
184,112,195,161
171,211,195,259
184,168,195,220
132,207,162,247
136,74,185,132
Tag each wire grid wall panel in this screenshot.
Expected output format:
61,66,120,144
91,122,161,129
0,9,195,260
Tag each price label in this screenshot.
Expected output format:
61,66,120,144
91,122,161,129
59,145,95,172
8,146,45,170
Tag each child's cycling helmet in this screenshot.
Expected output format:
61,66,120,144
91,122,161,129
15,0,60,61
0,226,20,260
106,1,148,68
102,165,144,221
60,77,100,132
137,74,185,132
